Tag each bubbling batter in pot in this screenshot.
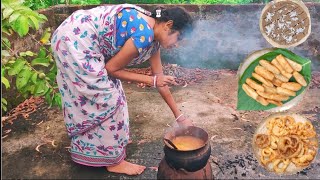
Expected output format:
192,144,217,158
172,136,205,151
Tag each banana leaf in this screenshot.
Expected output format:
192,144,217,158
237,48,311,111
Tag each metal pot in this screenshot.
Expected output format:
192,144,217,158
163,126,211,172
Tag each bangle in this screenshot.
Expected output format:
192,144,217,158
175,114,184,122
153,75,157,88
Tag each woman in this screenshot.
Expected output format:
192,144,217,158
51,4,194,175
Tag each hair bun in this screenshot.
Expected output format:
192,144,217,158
161,9,168,16
150,6,194,38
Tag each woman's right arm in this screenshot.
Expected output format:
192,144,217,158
105,38,175,86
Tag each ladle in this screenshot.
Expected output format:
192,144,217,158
164,138,178,150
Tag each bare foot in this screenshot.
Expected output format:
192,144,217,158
106,160,146,175
128,139,133,144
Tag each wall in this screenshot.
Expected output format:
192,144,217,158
18,4,320,70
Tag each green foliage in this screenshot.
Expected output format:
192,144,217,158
1,98,8,112
2,0,48,37
23,0,56,10
1,0,61,113
164,0,188,4
68,0,102,5
237,49,311,111
191,0,252,4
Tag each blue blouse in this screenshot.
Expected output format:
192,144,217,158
115,8,154,54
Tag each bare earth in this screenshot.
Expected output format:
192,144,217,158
2,70,320,179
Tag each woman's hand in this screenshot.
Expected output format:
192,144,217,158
176,114,194,127
156,75,177,87
177,118,194,127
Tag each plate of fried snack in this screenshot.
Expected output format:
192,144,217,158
237,48,311,111
253,113,318,174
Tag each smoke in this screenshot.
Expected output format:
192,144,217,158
161,7,319,71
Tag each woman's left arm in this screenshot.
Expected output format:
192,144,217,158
149,49,193,126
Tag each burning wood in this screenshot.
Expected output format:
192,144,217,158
125,63,222,88
1,96,44,127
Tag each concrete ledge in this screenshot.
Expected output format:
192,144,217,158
9,3,320,70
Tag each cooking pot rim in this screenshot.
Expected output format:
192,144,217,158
163,126,209,152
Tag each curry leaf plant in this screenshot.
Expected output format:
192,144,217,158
237,48,311,111
1,0,61,113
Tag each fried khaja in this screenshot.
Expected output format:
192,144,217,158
242,83,258,100
256,96,269,106
285,58,302,72
281,82,302,91
263,84,277,94
276,54,294,73
255,65,275,81
274,73,289,82
276,87,296,97
266,99,283,107
293,71,307,86
271,58,293,79
246,78,264,92
241,53,308,108
259,60,280,74
252,73,274,87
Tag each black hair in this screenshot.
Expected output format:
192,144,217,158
150,6,194,39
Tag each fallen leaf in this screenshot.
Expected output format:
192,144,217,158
36,120,44,126
240,118,250,122
228,128,243,131
183,82,188,88
51,140,57,147
137,139,148,145
210,135,218,141
4,129,11,134
35,144,45,153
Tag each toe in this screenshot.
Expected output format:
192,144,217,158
135,169,141,175
138,169,144,175
139,167,146,174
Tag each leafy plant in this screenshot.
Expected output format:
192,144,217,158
67,0,102,5
2,0,48,37
23,0,56,10
1,0,61,113
190,0,252,4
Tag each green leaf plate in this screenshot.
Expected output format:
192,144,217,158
237,48,311,111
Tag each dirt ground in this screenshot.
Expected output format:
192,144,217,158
2,70,320,179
